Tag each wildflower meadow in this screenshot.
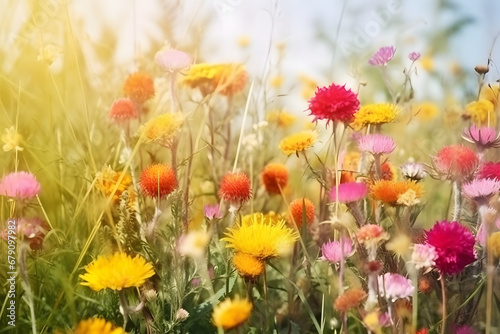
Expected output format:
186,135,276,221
2,1,500,333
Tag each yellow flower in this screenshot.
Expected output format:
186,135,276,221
370,180,423,206
241,212,283,226
343,151,360,171
183,63,247,96
413,102,439,121
2,126,23,152
364,311,383,334
488,232,500,258
212,296,252,330
73,318,126,334
95,165,134,203
80,252,155,291
479,84,499,107
178,230,211,258
237,36,251,48
386,234,412,258
233,252,265,279
141,112,185,148
464,99,496,127
279,130,318,155
270,75,284,89
222,213,298,260
298,74,318,100
397,189,420,206
266,109,296,128
353,103,398,128
420,55,434,72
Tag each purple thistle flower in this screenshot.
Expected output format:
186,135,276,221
378,273,414,302
321,238,354,263
408,52,421,61
204,204,222,219
358,134,396,155
329,182,368,203
462,125,500,151
369,46,396,66
462,178,500,206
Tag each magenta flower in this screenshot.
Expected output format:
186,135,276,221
378,273,414,302
408,52,421,61
329,182,368,203
0,171,41,200
425,220,476,275
462,178,500,205
478,161,500,181
308,83,360,126
358,134,396,155
204,204,222,219
401,162,427,181
369,46,396,66
321,238,354,263
462,125,500,151
1,217,49,250
411,244,437,270
155,48,193,73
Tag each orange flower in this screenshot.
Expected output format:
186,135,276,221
260,163,288,195
109,98,138,122
370,180,423,206
123,72,155,104
334,289,367,313
287,198,315,228
219,172,252,204
140,164,177,199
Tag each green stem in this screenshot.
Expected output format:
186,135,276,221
440,274,447,334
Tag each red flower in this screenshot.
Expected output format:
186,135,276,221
308,83,360,126
287,198,315,228
109,98,138,122
140,164,177,199
260,163,288,195
478,161,500,181
433,144,478,179
425,220,476,275
219,172,252,204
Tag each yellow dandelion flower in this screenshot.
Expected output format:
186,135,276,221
80,252,155,291
353,103,399,128
183,63,247,96
2,126,23,152
222,213,298,260
464,99,496,127
364,311,383,334
420,55,434,72
479,84,499,107
241,212,283,225
270,75,284,89
141,112,185,148
279,130,318,155
370,180,423,206
73,318,126,334
95,165,135,203
233,252,265,279
413,102,439,121
212,296,252,330
266,109,296,128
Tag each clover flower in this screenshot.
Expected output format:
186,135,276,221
411,244,438,271
308,83,360,126
368,46,396,66
378,273,414,302
432,144,479,180
358,134,396,155
139,164,178,199
478,161,500,181
219,172,252,205
321,238,354,263
0,171,41,200
109,98,138,122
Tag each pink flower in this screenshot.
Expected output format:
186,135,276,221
478,161,500,181
369,46,396,66
204,204,222,219
1,217,49,250
329,182,368,203
408,52,421,61
462,125,500,151
425,220,476,275
0,172,41,200
433,145,479,180
308,83,360,126
321,238,354,263
155,48,193,73
378,273,414,302
411,244,437,270
462,178,500,205
358,134,396,155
